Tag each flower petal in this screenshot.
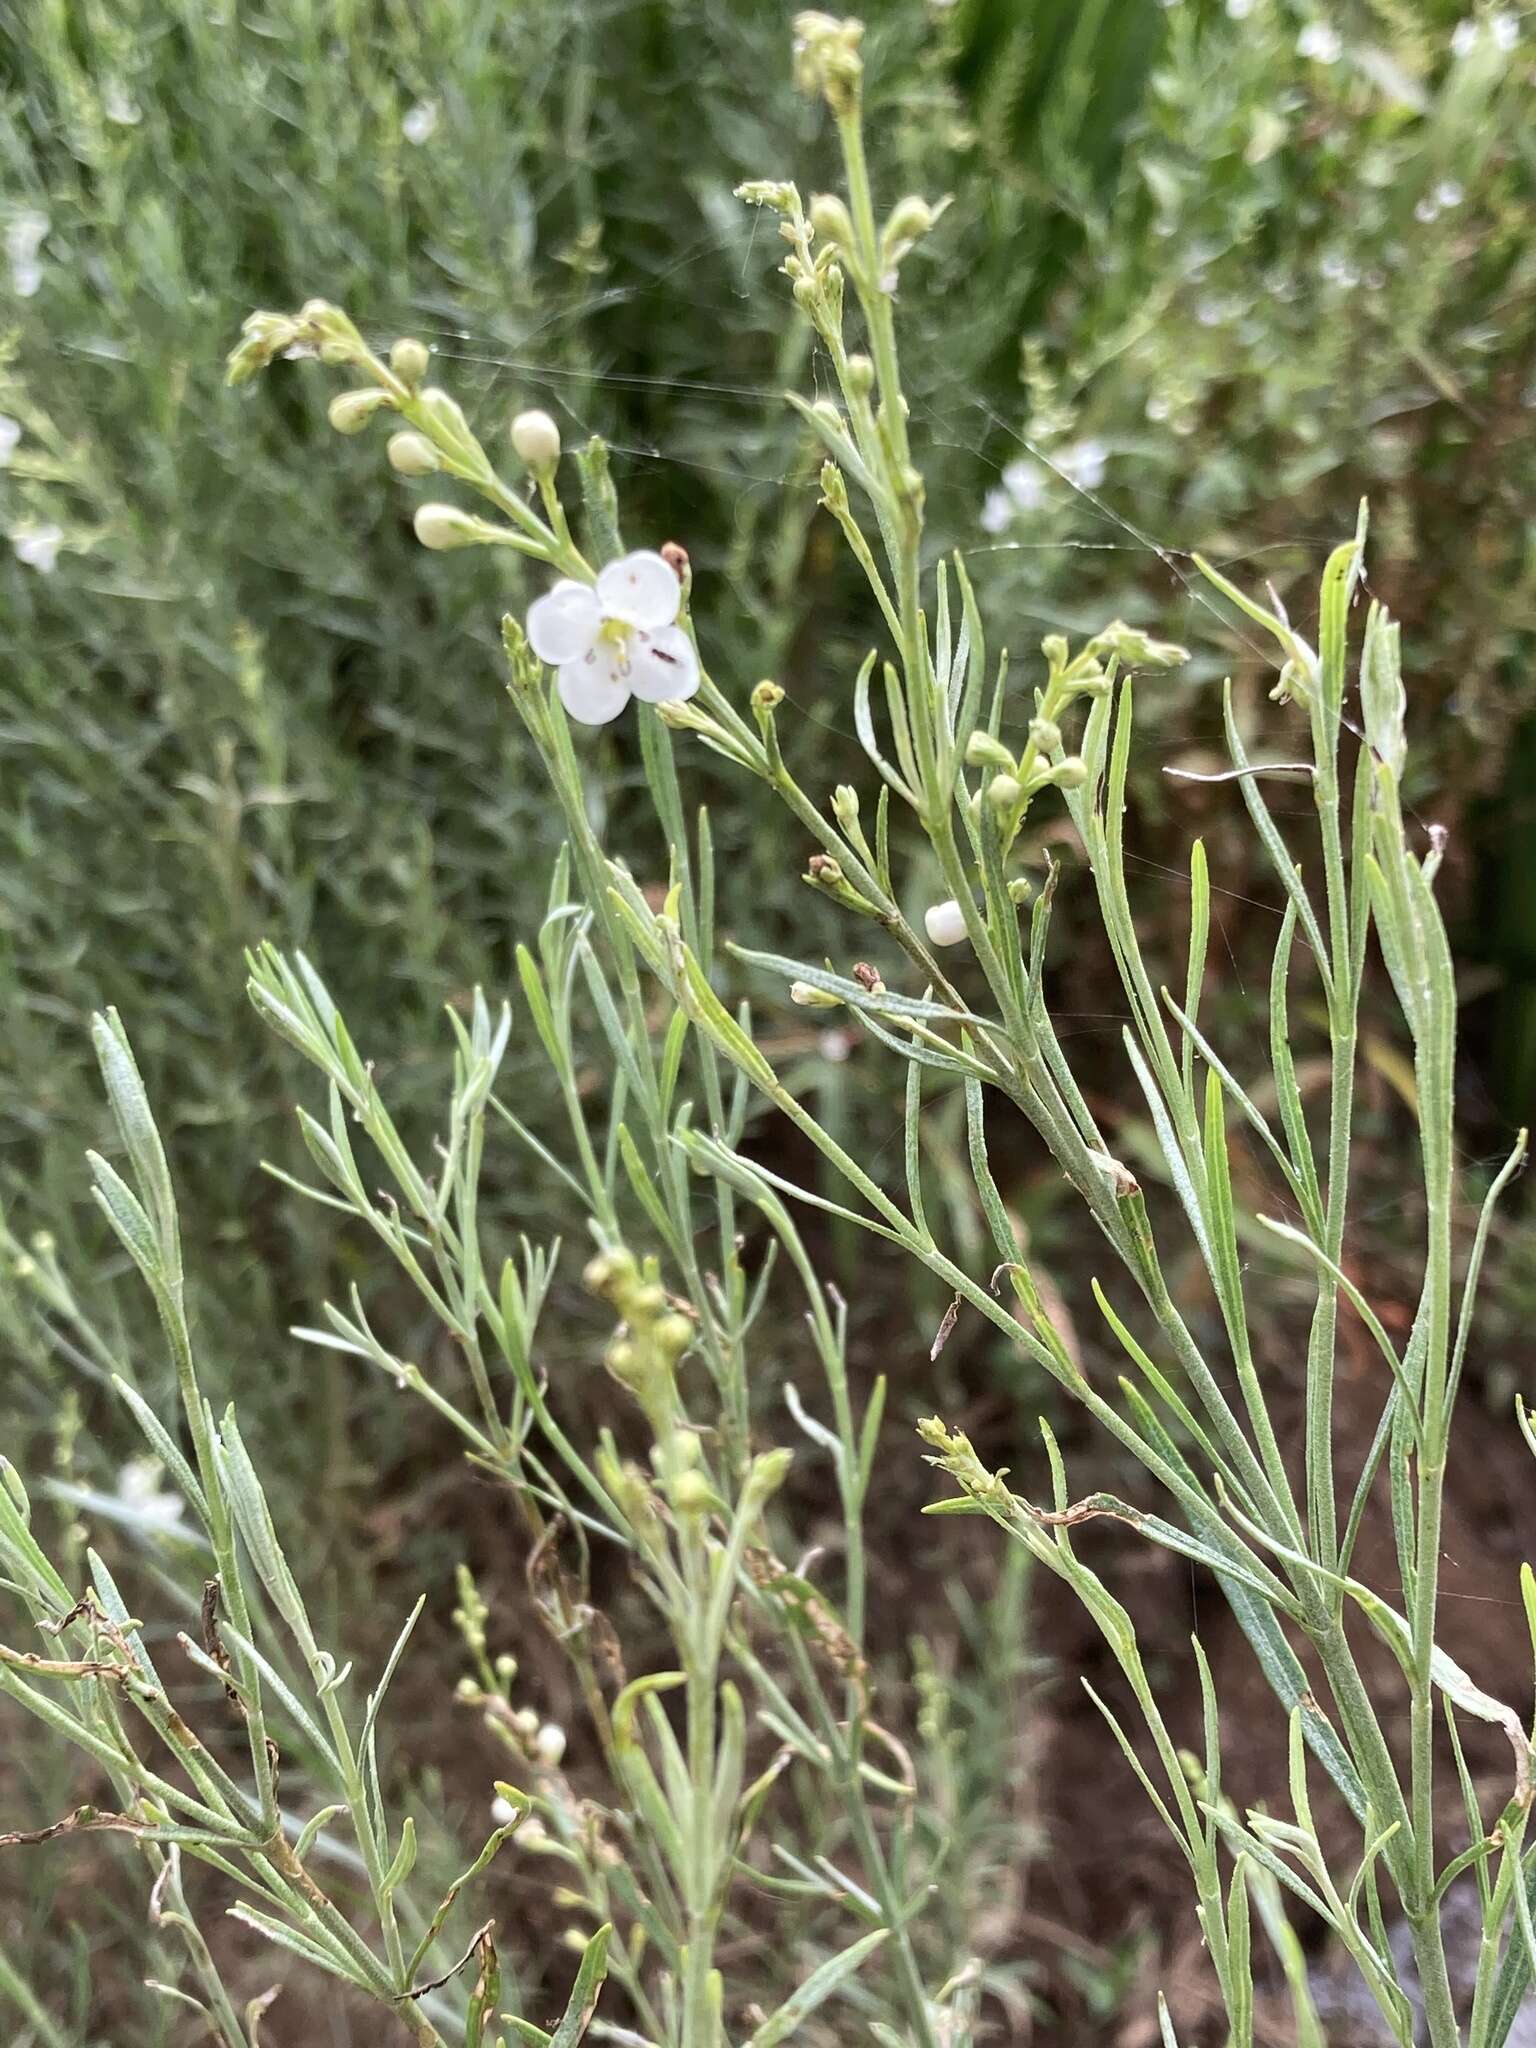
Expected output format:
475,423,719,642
527,580,601,664
596,549,681,631
628,624,700,704
557,643,631,726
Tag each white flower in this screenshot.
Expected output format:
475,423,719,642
401,99,439,145
7,209,47,297
526,550,700,727
1451,17,1479,52
1056,438,1108,491
1297,20,1342,62
1226,0,1255,18
491,1794,519,1828
1000,458,1047,511
924,899,970,948
11,523,63,574
0,416,20,466
116,1457,184,1532
980,456,1047,533
1491,11,1519,49
980,488,1014,534
1435,179,1464,209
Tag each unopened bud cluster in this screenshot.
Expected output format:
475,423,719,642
791,12,864,113
585,1247,694,1433
226,302,575,566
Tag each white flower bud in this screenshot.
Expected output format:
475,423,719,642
390,337,430,386
924,899,970,949
327,388,390,435
510,408,562,471
790,981,843,1009
735,179,799,212
512,1706,539,1738
534,1722,567,1767
965,731,1015,771
419,387,470,439
413,502,480,550
808,192,856,248
884,195,934,243
491,1794,519,1828
387,431,440,476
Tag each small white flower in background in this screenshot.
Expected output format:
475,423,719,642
1451,12,1514,53
924,899,970,948
102,79,142,126
401,99,439,145
11,523,63,574
1435,179,1464,210
980,456,1047,533
526,550,700,726
1000,458,1047,511
1056,438,1108,491
1226,0,1255,17
6,209,47,298
1297,20,1342,62
979,489,1013,534
116,1457,184,1532
0,416,20,466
